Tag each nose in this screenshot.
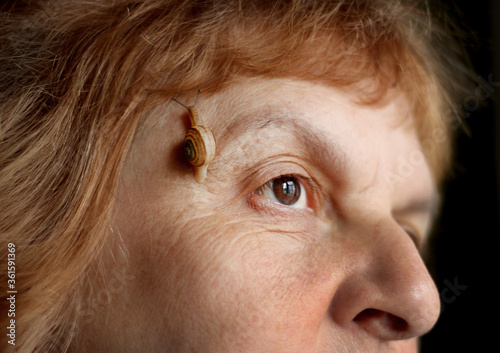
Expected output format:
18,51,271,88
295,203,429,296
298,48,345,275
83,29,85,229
329,219,441,341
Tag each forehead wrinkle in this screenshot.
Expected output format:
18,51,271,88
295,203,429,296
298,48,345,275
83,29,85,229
215,109,349,176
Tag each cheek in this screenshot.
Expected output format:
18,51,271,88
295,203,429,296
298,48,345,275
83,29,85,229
178,220,340,350
116,194,339,350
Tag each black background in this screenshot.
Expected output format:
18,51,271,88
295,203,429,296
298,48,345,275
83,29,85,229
421,0,500,352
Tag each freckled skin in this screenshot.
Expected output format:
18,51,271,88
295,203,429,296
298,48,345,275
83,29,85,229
75,79,440,352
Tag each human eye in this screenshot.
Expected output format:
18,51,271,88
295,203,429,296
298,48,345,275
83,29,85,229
254,174,311,210
400,223,423,249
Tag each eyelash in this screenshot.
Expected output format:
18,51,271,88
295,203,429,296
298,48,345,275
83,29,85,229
253,173,318,212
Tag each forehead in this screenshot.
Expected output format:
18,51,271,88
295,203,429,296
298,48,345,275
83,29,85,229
205,78,413,134
138,78,435,213
204,78,417,160
195,78,434,203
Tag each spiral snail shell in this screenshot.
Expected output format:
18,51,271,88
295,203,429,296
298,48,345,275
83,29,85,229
171,91,216,183
184,125,216,183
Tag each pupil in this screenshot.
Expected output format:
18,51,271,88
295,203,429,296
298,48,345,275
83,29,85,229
272,176,300,205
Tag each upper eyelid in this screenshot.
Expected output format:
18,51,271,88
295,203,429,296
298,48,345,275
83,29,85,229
240,156,311,186
261,173,317,190
220,158,311,207
399,222,422,249
214,112,349,179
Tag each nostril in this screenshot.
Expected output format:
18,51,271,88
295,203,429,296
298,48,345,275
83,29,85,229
354,309,409,337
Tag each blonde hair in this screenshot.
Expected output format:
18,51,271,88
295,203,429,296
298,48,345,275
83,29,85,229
0,0,470,351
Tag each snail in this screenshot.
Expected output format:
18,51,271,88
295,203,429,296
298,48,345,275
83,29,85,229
171,90,216,184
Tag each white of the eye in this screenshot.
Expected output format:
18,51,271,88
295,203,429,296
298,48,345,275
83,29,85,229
260,179,308,209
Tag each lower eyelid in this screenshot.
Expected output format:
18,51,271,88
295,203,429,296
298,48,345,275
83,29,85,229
247,192,311,217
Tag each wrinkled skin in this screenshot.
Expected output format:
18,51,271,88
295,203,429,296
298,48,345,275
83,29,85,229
76,79,441,352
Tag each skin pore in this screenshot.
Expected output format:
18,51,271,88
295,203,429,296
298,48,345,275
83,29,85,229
76,78,441,352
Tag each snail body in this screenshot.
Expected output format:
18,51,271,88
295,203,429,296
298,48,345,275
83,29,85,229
171,91,216,183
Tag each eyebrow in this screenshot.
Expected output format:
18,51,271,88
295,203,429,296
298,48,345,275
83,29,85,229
216,110,349,177
216,109,439,215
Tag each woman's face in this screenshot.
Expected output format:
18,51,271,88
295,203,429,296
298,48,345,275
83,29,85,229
79,79,441,352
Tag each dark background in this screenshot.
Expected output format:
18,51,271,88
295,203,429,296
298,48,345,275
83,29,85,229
421,0,500,352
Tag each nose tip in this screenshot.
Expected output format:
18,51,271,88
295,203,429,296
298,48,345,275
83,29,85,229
401,281,441,338
329,223,441,342
331,275,440,342
351,280,441,341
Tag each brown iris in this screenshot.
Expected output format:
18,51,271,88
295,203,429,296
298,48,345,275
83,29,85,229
271,176,301,206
